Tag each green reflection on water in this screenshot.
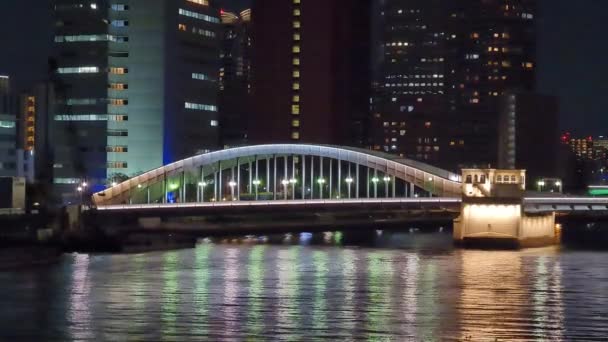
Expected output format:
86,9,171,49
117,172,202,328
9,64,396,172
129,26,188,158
162,251,179,341
129,254,146,337
367,251,394,341
312,250,328,333
194,244,213,336
416,261,438,341
247,245,266,340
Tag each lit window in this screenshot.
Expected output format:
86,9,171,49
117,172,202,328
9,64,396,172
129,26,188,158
109,67,128,74
292,70,300,78
293,21,301,29
292,119,300,127
185,102,218,112
293,9,300,16
291,131,300,140
291,105,300,114
292,45,300,53
293,33,300,41
293,58,300,66
109,83,128,90
292,95,300,102
57,66,99,74
292,82,300,90
178,24,187,31
210,120,218,126
187,0,209,5
178,9,219,23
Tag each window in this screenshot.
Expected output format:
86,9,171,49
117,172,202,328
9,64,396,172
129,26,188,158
292,82,300,90
111,20,129,27
291,105,300,115
178,8,219,23
185,102,218,112
293,9,301,16
210,120,218,127
107,146,128,153
108,130,128,137
292,70,300,78
57,66,99,74
109,83,128,90
292,45,300,53
111,4,129,11
178,24,187,31
293,58,300,66
109,67,128,74
55,34,111,43
292,95,300,102
293,21,301,29
107,161,128,169
192,73,213,81
109,99,128,106
466,175,472,184
292,119,300,127
293,33,300,41
187,0,209,5
496,175,503,183
511,175,517,183
291,131,300,140
55,114,128,121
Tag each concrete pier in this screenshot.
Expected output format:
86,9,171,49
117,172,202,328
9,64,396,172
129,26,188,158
453,169,557,248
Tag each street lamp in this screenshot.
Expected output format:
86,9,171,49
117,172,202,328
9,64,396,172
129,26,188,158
428,177,434,197
289,178,297,200
198,181,207,202
252,179,261,200
345,177,354,198
111,182,118,187
228,180,237,200
281,179,289,200
555,181,562,193
383,176,390,198
372,177,379,198
317,178,326,199
537,180,545,192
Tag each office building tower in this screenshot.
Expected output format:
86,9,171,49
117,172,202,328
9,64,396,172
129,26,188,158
497,92,558,184
249,0,371,146
372,0,536,170
52,0,220,201
0,75,19,177
219,8,252,147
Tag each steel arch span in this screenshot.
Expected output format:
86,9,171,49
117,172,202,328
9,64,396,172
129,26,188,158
92,144,462,206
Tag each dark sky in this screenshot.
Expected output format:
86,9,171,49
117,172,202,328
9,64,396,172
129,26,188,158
0,0,606,136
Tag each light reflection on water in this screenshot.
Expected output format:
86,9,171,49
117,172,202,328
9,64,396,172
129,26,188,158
0,232,608,341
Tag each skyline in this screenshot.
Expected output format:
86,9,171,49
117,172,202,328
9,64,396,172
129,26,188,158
0,0,606,136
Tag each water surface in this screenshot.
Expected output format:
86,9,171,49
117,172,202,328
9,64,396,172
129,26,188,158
1,232,607,341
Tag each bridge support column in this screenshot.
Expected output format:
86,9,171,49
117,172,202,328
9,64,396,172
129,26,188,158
329,159,333,199
337,159,341,199
273,155,277,200
310,156,314,199
454,203,557,248
218,161,223,201
356,164,359,199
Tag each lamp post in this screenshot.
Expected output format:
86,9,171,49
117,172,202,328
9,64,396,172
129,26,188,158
77,186,83,204
317,178,326,199
253,179,261,200
229,180,237,200
345,177,353,199
289,178,297,200
555,181,562,193
281,179,289,200
371,177,379,198
428,177,434,197
198,181,207,202
537,180,545,192
383,176,390,198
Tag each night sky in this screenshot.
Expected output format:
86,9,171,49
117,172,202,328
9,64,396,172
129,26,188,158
0,0,606,136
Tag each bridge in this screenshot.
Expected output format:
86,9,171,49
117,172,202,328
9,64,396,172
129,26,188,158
89,144,608,248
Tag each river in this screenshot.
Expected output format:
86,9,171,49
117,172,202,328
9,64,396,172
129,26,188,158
1,231,607,341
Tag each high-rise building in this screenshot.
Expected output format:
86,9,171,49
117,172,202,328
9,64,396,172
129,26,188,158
0,75,19,178
249,0,371,146
372,0,537,170
218,8,252,148
497,92,558,185
52,0,220,201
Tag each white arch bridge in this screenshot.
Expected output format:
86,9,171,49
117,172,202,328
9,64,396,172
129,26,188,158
93,144,462,206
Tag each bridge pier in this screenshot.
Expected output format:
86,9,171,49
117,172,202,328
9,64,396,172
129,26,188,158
453,203,556,248
453,169,557,248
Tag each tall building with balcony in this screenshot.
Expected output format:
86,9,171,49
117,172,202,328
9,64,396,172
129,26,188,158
52,0,220,201
249,0,371,146
0,75,19,177
218,8,252,148
372,0,537,171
